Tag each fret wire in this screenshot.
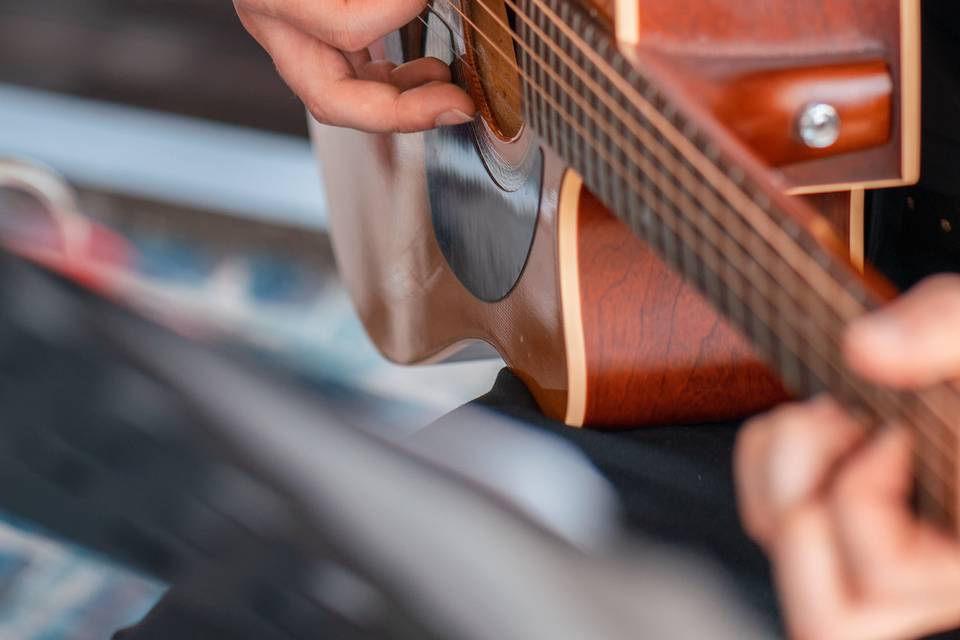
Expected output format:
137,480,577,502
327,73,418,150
542,7,562,161
496,16,952,470
517,14,536,144
533,28,959,478
430,0,960,510
549,5,568,171
575,46,592,191
428,6,952,440
535,8,550,149
519,6,542,146
555,4,573,169
583,93,960,498
561,23,849,380
516,5,952,468
537,4,551,149
435,7,872,420
568,22,952,462
466,1,960,476
532,16,546,144
459,0,865,356
471,0,872,328
904,393,955,527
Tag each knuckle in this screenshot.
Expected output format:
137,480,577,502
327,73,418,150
830,467,865,505
328,29,371,53
738,403,810,466
769,402,815,441
326,12,377,52
305,97,334,125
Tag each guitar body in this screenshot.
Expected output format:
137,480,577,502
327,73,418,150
314,0,918,428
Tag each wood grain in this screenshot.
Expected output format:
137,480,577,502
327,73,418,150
612,0,915,192
573,188,789,427
705,61,892,168
465,0,525,140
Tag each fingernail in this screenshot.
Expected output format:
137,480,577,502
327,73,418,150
434,109,474,127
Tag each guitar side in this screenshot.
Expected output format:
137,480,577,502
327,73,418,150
313,118,784,427
314,122,572,418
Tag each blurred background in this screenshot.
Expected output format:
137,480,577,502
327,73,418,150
0,2,502,637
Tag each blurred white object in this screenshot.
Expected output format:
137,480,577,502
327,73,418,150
0,84,327,229
0,158,93,268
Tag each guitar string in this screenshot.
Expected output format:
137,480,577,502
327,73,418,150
414,2,960,512
472,0,960,520
412,10,960,516
488,0,960,511
445,0,873,330
458,0,866,324
421,5,945,516
430,1,960,471
438,0,960,489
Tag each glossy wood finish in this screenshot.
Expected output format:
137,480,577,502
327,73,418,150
705,61,892,168
313,117,571,418
424,115,543,302
465,0,525,140
422,5,543,302
572,186,789,426
613,0,918,192
803,191,854,248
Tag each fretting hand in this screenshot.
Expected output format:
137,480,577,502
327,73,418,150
736,274,960,640
234,0,476,132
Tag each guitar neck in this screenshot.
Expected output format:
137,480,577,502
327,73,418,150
514,0,960,530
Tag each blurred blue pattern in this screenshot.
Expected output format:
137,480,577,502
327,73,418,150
0,517,162,639
132,234,217,284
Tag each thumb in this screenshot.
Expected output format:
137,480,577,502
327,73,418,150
845,274,960,387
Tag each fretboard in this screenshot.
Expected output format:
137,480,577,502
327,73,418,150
514,0,959,530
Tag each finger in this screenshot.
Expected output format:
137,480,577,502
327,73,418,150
845,273,960,387
354,59,399,84
771,464,960,640
735,413,777,545
829,427,915,585
770,502,850,640
349,56,452,92
241,12,475,132
735,398,865,547
838,598,960,640
239,0,428,52
343,49,381,80
830,427,960,600
764,399,864,515
390,57,454,91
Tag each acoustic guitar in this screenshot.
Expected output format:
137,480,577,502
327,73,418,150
314,3,959,529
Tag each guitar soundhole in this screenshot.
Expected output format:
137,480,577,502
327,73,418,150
422,1,542,303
